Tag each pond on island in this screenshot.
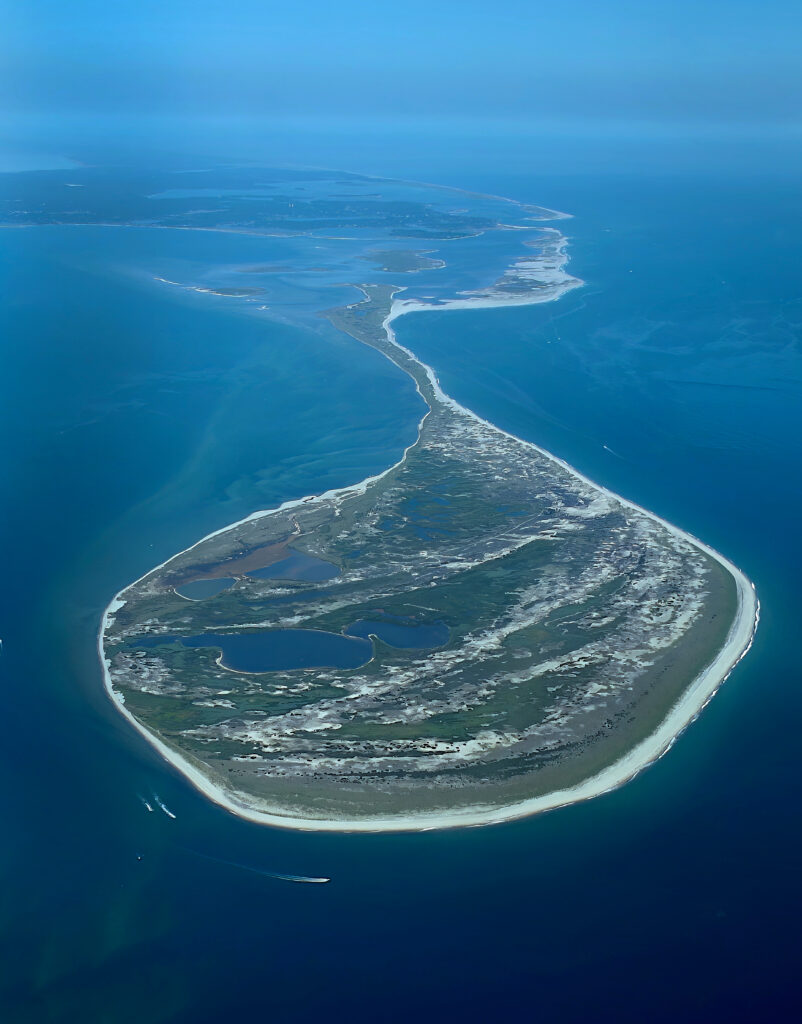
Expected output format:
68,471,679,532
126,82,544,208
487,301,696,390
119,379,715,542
246,550,339,582
136,617,448,673
140,629,372,672
172,551,339,601
346,619,449,648
175,577,236,600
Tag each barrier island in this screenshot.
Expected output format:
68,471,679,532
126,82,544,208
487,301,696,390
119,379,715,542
49,166,760,831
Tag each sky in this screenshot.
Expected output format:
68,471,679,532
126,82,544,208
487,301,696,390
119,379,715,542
3,0,801,129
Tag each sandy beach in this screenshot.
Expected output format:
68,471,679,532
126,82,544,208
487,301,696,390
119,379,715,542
98,258,758,833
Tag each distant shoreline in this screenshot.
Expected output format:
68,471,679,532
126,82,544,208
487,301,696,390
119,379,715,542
98,238,758,833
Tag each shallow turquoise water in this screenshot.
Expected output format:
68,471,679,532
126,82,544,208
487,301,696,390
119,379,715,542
1,164,800,1023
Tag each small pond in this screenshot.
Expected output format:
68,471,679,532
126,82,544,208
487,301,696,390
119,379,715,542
140,629,371,672
175,577,236,600
345,619,449,649
246,550,339,583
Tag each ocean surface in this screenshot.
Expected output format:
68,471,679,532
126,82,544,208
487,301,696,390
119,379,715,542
1,142,801,1021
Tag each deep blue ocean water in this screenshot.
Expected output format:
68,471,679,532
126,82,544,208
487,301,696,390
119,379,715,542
1,145,800,1022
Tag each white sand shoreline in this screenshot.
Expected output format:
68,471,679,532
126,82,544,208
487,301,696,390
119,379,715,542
98,262,758,834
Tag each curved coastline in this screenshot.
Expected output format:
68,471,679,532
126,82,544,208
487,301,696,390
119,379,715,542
98,281,758,835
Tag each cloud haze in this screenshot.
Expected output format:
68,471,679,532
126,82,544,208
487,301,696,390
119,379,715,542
4,0,801,126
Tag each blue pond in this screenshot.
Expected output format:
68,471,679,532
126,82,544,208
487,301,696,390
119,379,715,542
346,618,449,649
141,629,371,672
175,577,235,600
246,550,340,582
136,616,447,670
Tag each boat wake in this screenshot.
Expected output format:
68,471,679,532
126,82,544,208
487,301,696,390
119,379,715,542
153,794,177,819
186,848,330,884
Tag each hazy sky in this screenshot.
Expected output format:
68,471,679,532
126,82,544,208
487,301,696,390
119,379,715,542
3,0,801,127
